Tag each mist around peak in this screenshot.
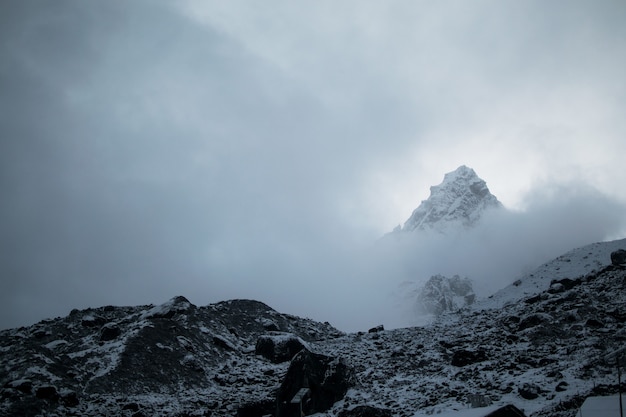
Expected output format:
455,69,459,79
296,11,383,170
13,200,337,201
369,181,626,330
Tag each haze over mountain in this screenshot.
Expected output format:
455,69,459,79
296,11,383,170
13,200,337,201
377,166,626,328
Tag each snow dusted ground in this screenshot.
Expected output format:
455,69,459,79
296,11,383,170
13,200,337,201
307,239,626,417
480,238,626,310
1,239,625,416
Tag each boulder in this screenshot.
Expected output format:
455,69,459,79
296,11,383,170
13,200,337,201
517,313,553,331
276,349,354,417
518,383,541,400
338,405,393,417
555,381,569,392
60,390,79,407
368,325,384,333
256,333,307,363
6,380,32,394
99,322,121,341
35,386,59,401
451,349,488,367
611,249,626,266
141,296,194,319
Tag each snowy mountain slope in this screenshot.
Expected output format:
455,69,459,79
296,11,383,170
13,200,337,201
313,253,626,417
0,297,343,416
479,238,626,310
399,165,503,233
1,242,625,417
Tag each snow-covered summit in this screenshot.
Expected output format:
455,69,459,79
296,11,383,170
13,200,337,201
400,165,502,232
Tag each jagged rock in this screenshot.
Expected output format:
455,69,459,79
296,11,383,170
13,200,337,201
212,334,237,351
338,405,393,417
276,349,354,417
122,403,140,411
548,277,582,294
451,349,488,367
517,313,553,331
142,296,194,319
259,318,280,331
60,391,79,407
417,275,475,315
99,322,121,341
584,318,604,328
399,165,502,232
368,325,384,333
611,249,626,265
255,333,307,363
555,381,569,392
81,314,106,327
518,383,541,400
5,380,32,394
35,386,59,401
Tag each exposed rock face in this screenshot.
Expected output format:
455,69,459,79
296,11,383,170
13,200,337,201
255,333,307,363
417,274,475,315
276,350,354,417
611,249,626,265
400,165,502,233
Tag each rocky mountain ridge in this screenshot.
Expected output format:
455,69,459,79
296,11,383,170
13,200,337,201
1,239,625,417
398,165,503,233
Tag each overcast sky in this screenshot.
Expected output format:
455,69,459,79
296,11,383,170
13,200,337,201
1,0,626,331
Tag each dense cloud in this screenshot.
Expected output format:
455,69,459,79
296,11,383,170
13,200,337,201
1,1,625,331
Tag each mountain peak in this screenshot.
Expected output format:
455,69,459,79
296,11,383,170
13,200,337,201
400,165,502,232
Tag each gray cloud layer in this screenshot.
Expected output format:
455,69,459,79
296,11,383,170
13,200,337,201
1,1,625,331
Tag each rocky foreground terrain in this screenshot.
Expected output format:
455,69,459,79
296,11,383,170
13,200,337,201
1,241,626,417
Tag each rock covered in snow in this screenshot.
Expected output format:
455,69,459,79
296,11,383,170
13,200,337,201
255,332,308,363
399,165,502,233
276,349,354,417
417,274,475,315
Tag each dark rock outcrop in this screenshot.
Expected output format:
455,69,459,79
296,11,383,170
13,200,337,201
255,333,307,363
368,325,384,333
417,275,475,315
276,349,354,417
611,249,626,265
518,383,541,400
451,349,488,367
35,386,59,401
99,322,121,341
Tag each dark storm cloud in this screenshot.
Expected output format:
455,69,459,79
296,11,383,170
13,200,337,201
0,0,412,329
1,1,625,332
